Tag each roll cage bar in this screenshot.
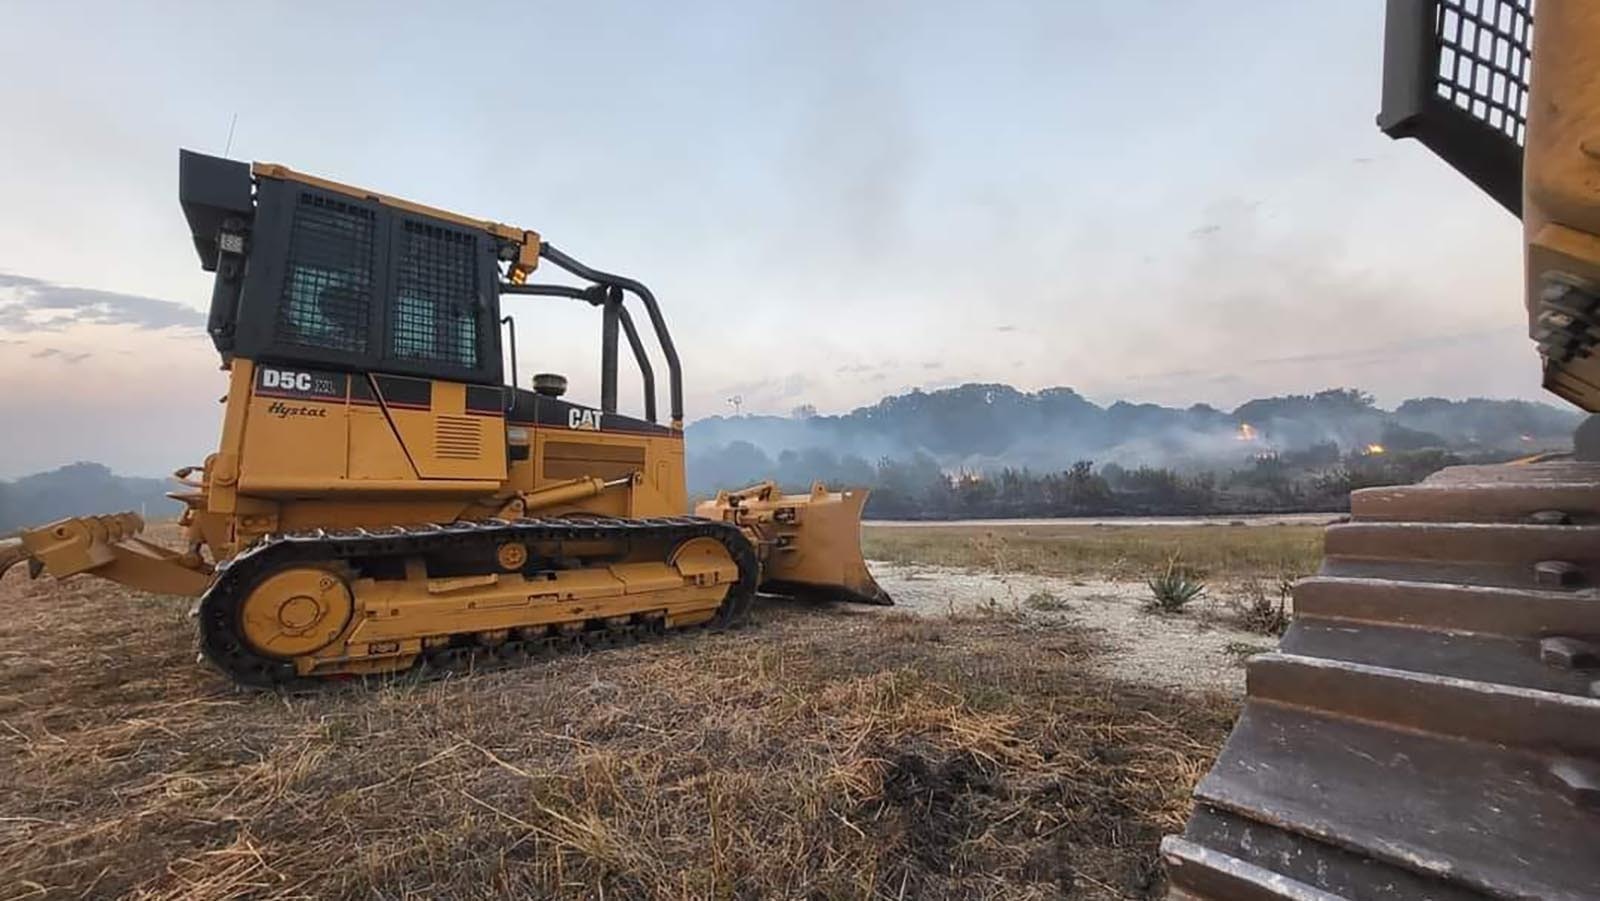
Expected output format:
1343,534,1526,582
499,242,683,429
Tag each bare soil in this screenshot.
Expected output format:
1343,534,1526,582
868,562,1279,694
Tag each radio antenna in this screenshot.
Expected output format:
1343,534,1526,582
223,113,238,157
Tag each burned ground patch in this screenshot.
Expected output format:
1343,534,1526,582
0,570,1234,899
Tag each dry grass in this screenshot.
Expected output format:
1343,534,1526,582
0,543,1236,899
864,523,1323,584
1230,577,1297,637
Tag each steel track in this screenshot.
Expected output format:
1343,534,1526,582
1163,460,1600,900
197,515,759,688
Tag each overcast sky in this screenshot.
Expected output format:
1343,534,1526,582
0,1,1537,478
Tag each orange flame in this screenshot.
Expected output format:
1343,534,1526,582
1364,443,1386,455
1236,423,1258,442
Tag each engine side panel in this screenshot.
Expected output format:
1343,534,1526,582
505,389,686,518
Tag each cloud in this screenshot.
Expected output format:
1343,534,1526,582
1108,330,1507,391
0,271,205,333
714,371,817,405
30,347,91,364
1244,329,1505,367
995,325,1017,333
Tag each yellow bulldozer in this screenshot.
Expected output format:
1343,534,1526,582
0,153,888,687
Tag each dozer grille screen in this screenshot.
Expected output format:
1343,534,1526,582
277,193,376,353
1434,0,1532,145
392,220,480,369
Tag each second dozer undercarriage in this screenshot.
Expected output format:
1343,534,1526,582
1166,2,1600,898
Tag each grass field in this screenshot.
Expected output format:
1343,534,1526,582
0,520,1310,899
863,523,1326,584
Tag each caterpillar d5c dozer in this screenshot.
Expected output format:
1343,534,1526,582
0,152,889,687
1164,2,1600,899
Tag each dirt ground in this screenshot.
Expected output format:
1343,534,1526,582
867,563,1277,693
0,525,1252,900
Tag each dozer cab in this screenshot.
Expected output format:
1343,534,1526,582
0,152,888,687
1164,2,1600,899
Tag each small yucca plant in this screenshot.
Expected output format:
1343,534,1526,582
1146,555,1205,613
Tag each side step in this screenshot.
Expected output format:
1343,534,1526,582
1165,460,1600,900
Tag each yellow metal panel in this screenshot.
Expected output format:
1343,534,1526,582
1524,1,1600,411
236,476,502,496
379,379,507,481
209,360,259,515
543,440,646,481
274,500,472,531
611,561,691,594
529,428,685,516
348,406,415,480
240,387,348,485
1523,0,1600,245
657,442,688,513
344,563,726,644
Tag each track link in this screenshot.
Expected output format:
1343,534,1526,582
1163,461,1600,900
197,515,758,688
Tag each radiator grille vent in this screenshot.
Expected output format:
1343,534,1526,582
434,415,482,461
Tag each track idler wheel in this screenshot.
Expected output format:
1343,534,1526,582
238,567,354,659
671,535,752,628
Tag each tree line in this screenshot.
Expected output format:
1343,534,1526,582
689,441,1494,519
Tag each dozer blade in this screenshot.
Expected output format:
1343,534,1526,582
697,481,891,605
3,512,212,597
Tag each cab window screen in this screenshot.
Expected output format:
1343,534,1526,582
392,220,479,368
1435,0,1532,144
276,192,374,353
